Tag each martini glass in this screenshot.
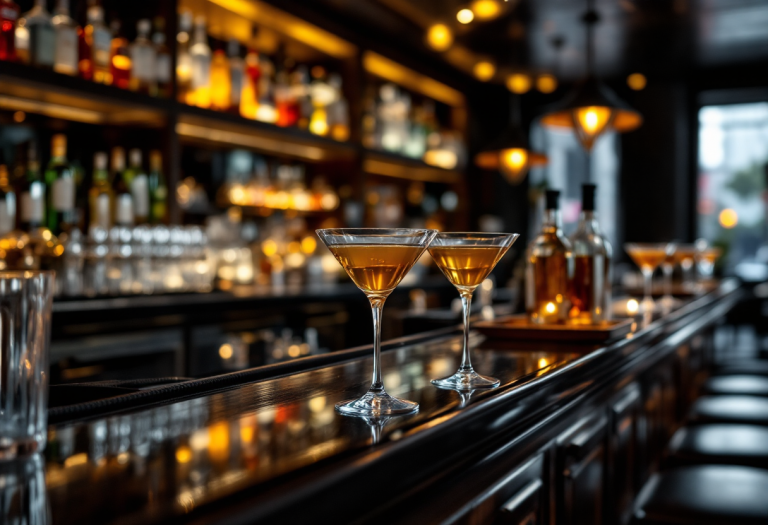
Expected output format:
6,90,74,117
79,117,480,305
660,243,677,313
695,244,722,284
429,232,519,390
625,243,668,314
675,244,697,292
316,228,436,417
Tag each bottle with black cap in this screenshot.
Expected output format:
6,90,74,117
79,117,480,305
569,184,612,324
525,189,573,324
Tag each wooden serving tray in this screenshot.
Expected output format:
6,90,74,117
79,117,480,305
474,316,634,343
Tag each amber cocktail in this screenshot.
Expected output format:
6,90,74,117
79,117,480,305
625,243,668,314
317,228,437,417
429,233,519,390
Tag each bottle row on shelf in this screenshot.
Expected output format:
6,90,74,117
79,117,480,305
0,0,172,96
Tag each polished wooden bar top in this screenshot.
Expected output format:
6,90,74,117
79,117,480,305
41,281,741,525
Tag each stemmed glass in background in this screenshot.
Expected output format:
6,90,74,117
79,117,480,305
660,243,677,313
429,232,519,390
316,228,437,417
695,239,722,284
625,243,668,314
675,244,697,292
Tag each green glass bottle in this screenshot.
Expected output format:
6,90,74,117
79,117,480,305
44,134,77,235
148,150,167,224
88,151,113,229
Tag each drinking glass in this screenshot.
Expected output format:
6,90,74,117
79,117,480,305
316,228,436,416
0,271,54,458
675,244,696,292
625,243,667,314
695,243,722,282
0,454,47,523
660,243,677,312
429,232,519,390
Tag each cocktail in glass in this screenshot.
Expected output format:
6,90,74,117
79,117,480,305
675,244,697,292
429,232,519,390
695,246,722,281
625,243,668,314
316,228,437,416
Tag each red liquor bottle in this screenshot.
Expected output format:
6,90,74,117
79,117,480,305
0,0,19,61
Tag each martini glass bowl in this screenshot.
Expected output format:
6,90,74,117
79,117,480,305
625,243,668,314
429,232,519,390
316,228,437,417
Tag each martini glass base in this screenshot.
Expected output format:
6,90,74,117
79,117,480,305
335,391,418,417
432,370,500,391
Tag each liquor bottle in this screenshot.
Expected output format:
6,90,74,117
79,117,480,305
228,39,243,113
189,16,211,108
327,74,350,142
19,141,45,231
110,147,133,227
293,66,311,129
239,48,259,119
129,19,155,94
568,184,612,324
0,162,16,236
127,149,148,224
309,68,333,136
109,19,130,89
0,0,19,61
176,11,193,103
255,57,277,123
51,0,78,75
81,0,111,83
25,0,54,68
153,17,171,98
209,43,230,111
148,150,167,224
525,190,573,324
44,134,77,236
88,151,112,229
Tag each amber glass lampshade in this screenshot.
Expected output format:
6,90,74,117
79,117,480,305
540,76,642,151
475,128,547,185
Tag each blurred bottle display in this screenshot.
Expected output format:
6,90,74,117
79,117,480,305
152,17,171,98
176,10,193,102
88,151,112,230
110,147,133,227
81,0,111,83
228,39,244,113
129,19,154,94
25,0,54,68
52,0,77,75
526,190,573,324
20,141,45,231
240,47,260,119
209,43,230,111
45,134,77,236
0,0,19,61
128,148,149,224
148,150,167,224
0,162,16,236
189,15,211,108
108,18,130,89
569,184,612,324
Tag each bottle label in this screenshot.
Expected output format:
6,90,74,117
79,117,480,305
0,195,16,235
191,55,210,89
131,46,156,81
54,26,78,73
131,174,149,218
156,54,171,83
52,177,75,211
230,68,243,106
115,193,134,226
93,28,111,67
94,193,110,229
21,183,45,222
31,24,55,66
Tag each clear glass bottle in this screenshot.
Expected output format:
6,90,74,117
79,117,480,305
88,151,112,230
148,150,167,224
189,15,211,108
128,149,148,224
44,134,77,236
0,0,20,61
110,147,133,227
152,17,171,98
82,0,111,83
109,19,131,89
568,184,612,324
525,190,573,324
228,39,243,113
129,19,155,94
209,43,230,111
25,0,54,68
52,0,78,75
20,141,45,232
175,11,193,103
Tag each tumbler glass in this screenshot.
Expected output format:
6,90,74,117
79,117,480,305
0,271,54,458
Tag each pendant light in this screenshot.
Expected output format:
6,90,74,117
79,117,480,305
540,1,641,150
475,95,547,184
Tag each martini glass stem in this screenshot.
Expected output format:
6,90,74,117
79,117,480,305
369,296,386,393
459,290,474,373
642,268,654,312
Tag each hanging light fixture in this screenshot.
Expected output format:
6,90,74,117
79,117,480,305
540,2,641,151
475,97,547,184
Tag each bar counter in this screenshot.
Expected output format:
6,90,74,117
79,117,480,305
40,280,742,525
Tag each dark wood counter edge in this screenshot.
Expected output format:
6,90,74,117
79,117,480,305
175,280,742,525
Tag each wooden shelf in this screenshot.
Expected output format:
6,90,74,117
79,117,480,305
0,61,167,126
362,150,462,184
176,105,357,162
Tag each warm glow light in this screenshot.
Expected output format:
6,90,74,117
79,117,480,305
457,8,474,24
627,73,647,91
426,24,454,51
538,358,550,369
536,74,558,94
545,302,556,314
423,149,458,170
573,106,613,150
176,446,192,464
208,422,230,463
473,61,496,81
718,208,738,229
262,239,278,257
219,343,233,359
13,111,25,123
506,73,532,94
499,148,529,184
626,299,639,314
301,236,317,254
471,0,501,19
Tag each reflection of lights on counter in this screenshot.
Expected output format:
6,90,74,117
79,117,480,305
189,429,210,451
176,445,192,464
64,452,88,468
538,358,551,369
627,299,639,315
208,422,230,463
219,344,233,360
287,344,301,358
239,416,257,444
309,396,327,413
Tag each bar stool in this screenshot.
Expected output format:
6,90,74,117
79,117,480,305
688,396,768,425
714,360,768,376
666,424,768,469
702,375,768,397
631,465,768,524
